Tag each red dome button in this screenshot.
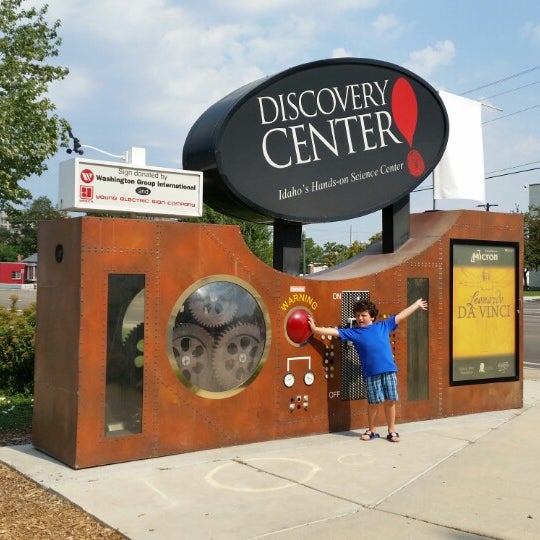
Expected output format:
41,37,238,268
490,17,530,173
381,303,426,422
286,308,312,344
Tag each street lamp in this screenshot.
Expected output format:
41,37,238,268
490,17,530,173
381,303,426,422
66,128,145,165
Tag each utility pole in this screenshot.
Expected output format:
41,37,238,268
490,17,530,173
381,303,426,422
476,203,499,212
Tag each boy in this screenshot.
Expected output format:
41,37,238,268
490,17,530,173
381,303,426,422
308,298,428,442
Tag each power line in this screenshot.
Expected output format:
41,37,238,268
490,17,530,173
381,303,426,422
461,66,540,96
413,164,540,193
486,160,540,175
483,80,540,100
485,166,540,180
413,185,434,193
482,104,540,124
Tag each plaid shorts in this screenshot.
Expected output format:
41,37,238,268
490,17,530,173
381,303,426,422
365,372,398,404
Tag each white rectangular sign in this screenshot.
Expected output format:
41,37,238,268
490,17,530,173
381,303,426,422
58,158,203,217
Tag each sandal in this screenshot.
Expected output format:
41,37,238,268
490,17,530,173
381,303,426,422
386,432,400,443
360,429,380,441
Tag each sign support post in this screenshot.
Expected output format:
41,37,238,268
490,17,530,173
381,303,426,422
382,194,411,253
273,220,303,275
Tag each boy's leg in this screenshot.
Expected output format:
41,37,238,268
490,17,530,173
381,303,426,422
361,375,381,439
368,402,378,432
360,403,379,440
381,372,400,442
383,400,396,433
383,400,400,442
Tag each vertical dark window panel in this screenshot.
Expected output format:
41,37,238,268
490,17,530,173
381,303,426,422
105,274,145,436
407,278,429,401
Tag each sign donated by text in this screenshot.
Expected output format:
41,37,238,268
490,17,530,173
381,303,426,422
58,158,203,217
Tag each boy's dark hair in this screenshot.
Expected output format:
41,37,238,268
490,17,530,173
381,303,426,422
353,299,378,320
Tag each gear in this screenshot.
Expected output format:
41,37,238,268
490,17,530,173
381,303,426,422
107,323,144,433
123,323,145,370
172,323,217,391
186,283,238,328
212,323,264,391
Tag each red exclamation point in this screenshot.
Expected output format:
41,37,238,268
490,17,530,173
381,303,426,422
391,77,425,177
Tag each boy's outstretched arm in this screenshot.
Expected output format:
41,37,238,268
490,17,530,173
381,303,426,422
307,315,340,337
395,298,428,324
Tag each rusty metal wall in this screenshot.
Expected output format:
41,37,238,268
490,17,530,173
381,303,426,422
33,210,523,468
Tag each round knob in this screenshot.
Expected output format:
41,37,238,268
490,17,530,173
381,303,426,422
285,308,312,345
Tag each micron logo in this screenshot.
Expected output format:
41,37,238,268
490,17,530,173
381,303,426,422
470,249,498,263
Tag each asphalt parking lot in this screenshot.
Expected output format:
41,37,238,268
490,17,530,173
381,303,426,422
0,288,37,310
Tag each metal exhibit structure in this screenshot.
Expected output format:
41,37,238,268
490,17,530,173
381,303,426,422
33,210,523,468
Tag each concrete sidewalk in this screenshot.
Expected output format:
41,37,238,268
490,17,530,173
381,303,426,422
2,371,540,540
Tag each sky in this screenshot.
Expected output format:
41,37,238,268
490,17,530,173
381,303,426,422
23,0,540,247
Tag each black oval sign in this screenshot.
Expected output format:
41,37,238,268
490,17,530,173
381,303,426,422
183,58,448,224
136,186,151,196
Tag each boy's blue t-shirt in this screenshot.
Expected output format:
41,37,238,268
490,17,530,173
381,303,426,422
337,316,398,377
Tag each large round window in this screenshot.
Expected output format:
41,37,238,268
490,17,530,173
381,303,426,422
168,277,269,398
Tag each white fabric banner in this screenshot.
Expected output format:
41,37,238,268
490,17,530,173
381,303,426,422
433,91,486,202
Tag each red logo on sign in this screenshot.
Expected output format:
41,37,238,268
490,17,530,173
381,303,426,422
391,77,426,177
80,169,94,183
80,186,93,200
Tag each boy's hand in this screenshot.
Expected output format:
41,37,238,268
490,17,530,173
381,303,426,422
417,298,428,310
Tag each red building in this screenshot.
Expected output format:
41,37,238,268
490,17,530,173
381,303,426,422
0,255,37,287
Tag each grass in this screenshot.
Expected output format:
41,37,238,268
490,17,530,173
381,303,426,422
524,290,540,296
0,394,33,430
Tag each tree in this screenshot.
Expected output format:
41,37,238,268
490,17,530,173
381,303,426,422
300,232,382,274
367,231,382,245
321,241,349,266
0,225,18,261
524,205,540,274
0,0,69,210
5,195,66,257
345,239,367,259
237,219,273,266
301,236,324,273
191,205,273,266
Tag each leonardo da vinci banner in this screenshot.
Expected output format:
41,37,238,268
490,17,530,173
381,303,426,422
451,241,518,383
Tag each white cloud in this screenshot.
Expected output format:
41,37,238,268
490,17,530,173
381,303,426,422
514,134,540,157
133,15,319,132
42,0,186,43
331,48,352,58
216,0,378,15
372,13,402,37
522,21,540,44
404,40,456,78
323,0,379,10
41,0,380,131
217,0,304,14
49,68,96,112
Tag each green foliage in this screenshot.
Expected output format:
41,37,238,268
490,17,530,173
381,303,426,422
524,205,540,272
188,205,274,266
300,237,374,274
321,241,350,266
0,225,18,261
0,393,33,429
302,236,324,273
5,195,67,257
0,0,69,209
368,231,382,245
0,300,36,395
345,239,367,259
